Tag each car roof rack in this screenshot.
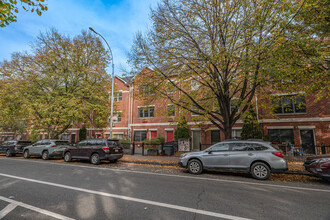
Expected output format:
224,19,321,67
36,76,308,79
222,139,240,142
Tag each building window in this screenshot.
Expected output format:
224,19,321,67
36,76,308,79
191,79,199,91
114,112,122,122
230,99,240,113
113,134,123,140
139,85,154,96
138,106,154,118
114,91,122,102
272,95,306,114
191,104,200,116
167,105,175,117
134,131,147,142
168,83,175,93
232,130,242,139
61,134,70,141
211,130,220,144
268,129,294,144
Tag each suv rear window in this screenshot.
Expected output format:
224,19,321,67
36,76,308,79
252,144,268,151
231,143,254,151
107,140,120,147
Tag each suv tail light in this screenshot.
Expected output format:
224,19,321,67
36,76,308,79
52,145,58,147
102,147,110,153
272,152,283,158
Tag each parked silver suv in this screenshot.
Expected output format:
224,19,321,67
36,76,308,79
24,139,70,160
178,140,288,180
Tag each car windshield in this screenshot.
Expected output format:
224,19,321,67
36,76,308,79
55,141,69,145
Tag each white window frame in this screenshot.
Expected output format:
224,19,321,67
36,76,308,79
167,104,175,117
114,91,122,102
138,106,155,118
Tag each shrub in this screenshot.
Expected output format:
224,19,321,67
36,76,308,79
120,138,131,149
143,136,165,145
174,116,190,140
28,129,40,143
241,105,263,140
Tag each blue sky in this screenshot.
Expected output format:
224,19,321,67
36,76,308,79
0,0,160,76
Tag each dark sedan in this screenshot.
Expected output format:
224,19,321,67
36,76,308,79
63,139,123,165
0,140,32,157
304,154,330,181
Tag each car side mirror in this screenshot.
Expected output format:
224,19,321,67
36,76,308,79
208,150,212,154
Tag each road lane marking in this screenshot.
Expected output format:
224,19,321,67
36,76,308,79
0,172,251,220
1,157,330,193
0,196,75,220
0,203,17,219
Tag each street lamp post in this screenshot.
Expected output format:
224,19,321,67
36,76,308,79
89,27,115,139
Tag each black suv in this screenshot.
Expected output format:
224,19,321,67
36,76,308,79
0,140,32,157
63,139,123,165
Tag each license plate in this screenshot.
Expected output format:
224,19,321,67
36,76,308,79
115,149,118,152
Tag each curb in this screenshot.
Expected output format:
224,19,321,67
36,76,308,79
120,160,178,166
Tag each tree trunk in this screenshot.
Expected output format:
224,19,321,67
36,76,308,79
223,121,232,140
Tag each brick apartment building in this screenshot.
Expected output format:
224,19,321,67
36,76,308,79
1,75,329,154
69,75,328,154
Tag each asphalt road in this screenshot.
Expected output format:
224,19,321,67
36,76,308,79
0,157,329,220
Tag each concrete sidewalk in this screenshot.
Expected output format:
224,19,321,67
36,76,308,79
120,154,180,166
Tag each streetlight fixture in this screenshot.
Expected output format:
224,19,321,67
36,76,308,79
89,27,115,139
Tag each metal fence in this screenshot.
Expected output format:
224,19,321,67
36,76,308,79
278,145,330,156
121,141,178,156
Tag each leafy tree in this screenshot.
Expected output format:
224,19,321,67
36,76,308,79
0,0,48,27
0,29,112,138
0,77,28,135
241,105,263,140
174,116,190,140
129,0,329,139
28,128,41,142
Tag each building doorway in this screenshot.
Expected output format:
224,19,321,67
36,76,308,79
70,134,76,144
150,131,157,139
192,130,201,151
300,130,316,154
166,130,174,142
211,130,220,144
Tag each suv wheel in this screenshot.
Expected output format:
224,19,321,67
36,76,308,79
188,159,203,174
251,162,270,180
64,152,72,162
91,153,100,165
42,151,49,160
23,150,30,159
6,149,12,157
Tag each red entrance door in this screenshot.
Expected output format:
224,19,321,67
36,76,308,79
150,131,157,139
166,130,174,142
